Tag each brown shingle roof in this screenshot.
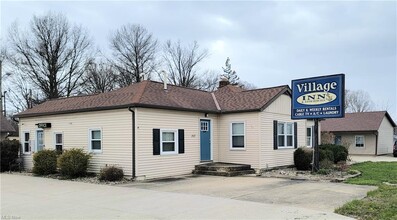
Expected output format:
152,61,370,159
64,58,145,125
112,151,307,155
215,85,290,113
321,111,396,132
1,115,16,133
15,80,290,118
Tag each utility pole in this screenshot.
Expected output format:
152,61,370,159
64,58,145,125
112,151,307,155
0,59,3,115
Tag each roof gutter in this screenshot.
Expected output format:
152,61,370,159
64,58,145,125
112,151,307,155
375,131,378,156
128,107,136,179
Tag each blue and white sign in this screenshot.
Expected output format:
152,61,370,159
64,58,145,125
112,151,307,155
291,74,345,119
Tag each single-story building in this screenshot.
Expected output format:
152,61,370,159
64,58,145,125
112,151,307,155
1,115,16,141
321,111,396,155
15,80,315,180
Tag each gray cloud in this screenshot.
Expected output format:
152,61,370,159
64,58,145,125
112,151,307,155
1,1,396,118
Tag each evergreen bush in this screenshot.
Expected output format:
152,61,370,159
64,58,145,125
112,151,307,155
99,166,124,182
58,148,91,178
294,147,313,170
32,149,58,175
0,140,20,172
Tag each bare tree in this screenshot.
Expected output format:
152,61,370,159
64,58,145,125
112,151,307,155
345,90,374,113
6,74,35,112
163,40,208,88
81,60,118,94
7,12,92,100
196,70,219,92
110,24,158,86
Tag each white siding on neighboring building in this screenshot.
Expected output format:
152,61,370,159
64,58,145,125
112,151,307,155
19,109,133,175
261,95,307,169
377,116,394,155
134,108,218,180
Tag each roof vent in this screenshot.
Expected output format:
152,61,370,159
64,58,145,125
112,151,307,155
161,70,168,90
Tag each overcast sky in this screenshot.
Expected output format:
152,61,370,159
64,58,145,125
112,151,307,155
1,1,396,119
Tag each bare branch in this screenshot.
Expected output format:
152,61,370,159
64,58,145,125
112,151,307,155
7,12,92,100
110,24,158,86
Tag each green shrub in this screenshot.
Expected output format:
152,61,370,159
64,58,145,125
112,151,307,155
319,149,334,163
319,144,348,163
99,166,124,181
294,147,313,170
319,159,334,170
32,149,58,175
58,148,91,178
317,168,332,175
0,140,20,172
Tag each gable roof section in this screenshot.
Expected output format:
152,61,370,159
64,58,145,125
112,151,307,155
214,85,290,113
15,81,290,118
1,115,16,133
321,111,396,132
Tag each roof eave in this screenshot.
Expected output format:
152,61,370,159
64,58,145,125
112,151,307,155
15,103,220,118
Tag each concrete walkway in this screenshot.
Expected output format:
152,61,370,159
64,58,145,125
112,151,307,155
350,154,397,164
1,174,352,220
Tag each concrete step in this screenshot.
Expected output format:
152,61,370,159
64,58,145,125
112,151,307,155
192,169,256,177
193,162,255,177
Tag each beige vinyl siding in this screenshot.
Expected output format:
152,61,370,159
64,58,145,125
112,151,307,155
261,94,307,169
377,116,394,155
134,108,218,180
338,133,376,155
19,109,133,175
218,112,261,168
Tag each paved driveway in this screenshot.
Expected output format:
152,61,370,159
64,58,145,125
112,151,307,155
1,174,356,220
122,175,376,213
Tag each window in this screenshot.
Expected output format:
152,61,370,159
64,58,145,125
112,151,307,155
23,132,30,153
89,129,102,152
231,122,245,149
160,129,178,154
201,121,209,132
306,127,312,147
335,135,342,145
277,122,294,148
355,135,364,147
54,132,63,152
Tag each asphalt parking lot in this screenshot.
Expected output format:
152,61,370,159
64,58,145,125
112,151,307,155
0,174,363,220
121,175,375,212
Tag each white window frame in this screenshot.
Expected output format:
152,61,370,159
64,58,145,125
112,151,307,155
230,122,246,150
277,122,295,149
89,128,102,153
306,127,313,147
54,132,63,151
22,131,31,154
160,129,178,155
355,135,365,148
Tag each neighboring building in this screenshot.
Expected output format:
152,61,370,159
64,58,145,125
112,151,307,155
1,115,16,140
15,80,314,180
321,111,396,155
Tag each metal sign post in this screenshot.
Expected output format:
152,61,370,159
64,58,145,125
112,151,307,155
313,119,320,172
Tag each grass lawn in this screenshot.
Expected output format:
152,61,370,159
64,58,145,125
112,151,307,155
335,162,397,220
